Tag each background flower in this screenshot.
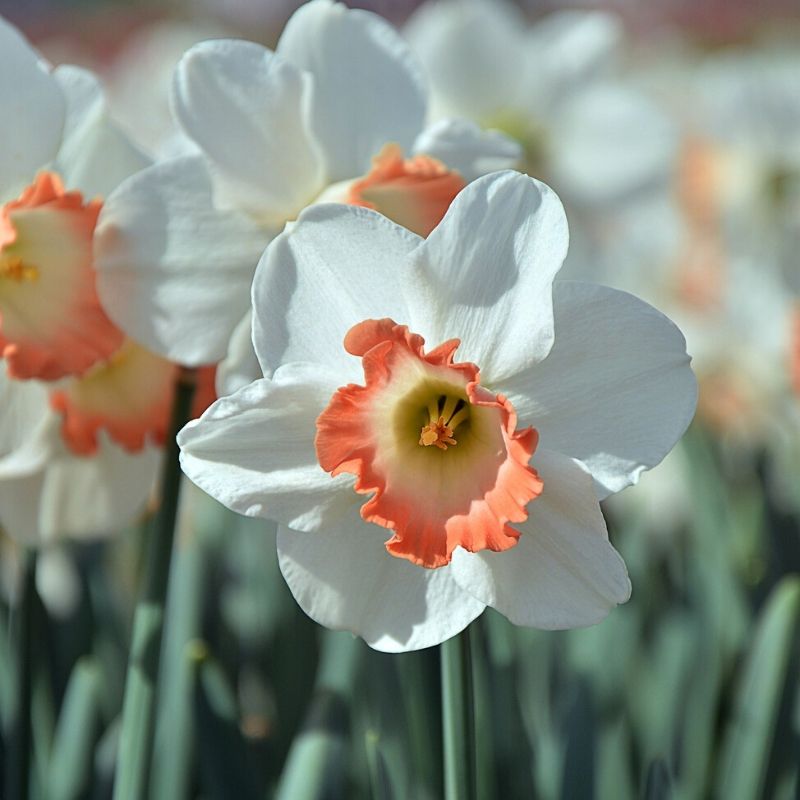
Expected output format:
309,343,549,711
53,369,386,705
94,0,520,370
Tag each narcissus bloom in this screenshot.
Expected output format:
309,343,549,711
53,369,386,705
0,347,216,544
405,0,675,207
0,366,161,544
94,0,520,368
179,172,697,652
0,17,148,383
0,15,216,544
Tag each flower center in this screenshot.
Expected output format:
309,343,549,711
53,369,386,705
316,318,543,569
483,110,547,178
419,394,467,449
0,253,39,283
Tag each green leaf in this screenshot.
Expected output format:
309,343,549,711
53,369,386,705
715,577,800,800
192,642,261,800
365,729,394,800
47,658,103,800
275,631,361,800
150,505,209,800
595,719,634,800
643,759,672,800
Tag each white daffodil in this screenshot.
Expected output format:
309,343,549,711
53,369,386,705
0,340,220,544
0,16,147,382
692,47,800,287
0,16,211,544
94,0,521,370
104,19,236,159
178,171,697,652
405,0,676,210
0,366,160,543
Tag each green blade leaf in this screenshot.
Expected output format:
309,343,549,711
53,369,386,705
716,577,800,800
47,658,103,800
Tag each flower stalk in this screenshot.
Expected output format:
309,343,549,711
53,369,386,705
441,625,477,800
6,548,36,800
113,367,196,800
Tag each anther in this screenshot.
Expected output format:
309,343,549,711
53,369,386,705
419,416,457,450
0,255,39,282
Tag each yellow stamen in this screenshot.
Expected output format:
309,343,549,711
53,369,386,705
0,254,39,282
419,415,458,450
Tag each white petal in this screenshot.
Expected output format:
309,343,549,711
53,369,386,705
277,0,427,181
404,0,525,120
0,414,57,481
502,281,697,499
52,65,150,199
0,435,159,544
277,510,485,652
406,171,567,383
549,82,677,205
216,310,262,396
412,118,522,182
178,364,358,531
253,203,420,380
103,19,235,157
95,155,271,365
0,371,58,483
451,449,630,628
36,546,82,619
0,473,45,545
523,11,622,105
38,435,161,541
0,370,52,465
0,17,65,199
172,38,324,221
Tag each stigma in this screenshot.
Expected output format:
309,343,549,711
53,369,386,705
0,254,39,283
419,395,469,450
420,417,456,449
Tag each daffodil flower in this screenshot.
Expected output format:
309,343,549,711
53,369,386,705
0,17,148,382
0,345,217,543
94,0,521,368
0,365,160,544
178,171,697,652
0,15,213,543
405,0,676,207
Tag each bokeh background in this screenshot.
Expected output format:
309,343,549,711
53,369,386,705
2,1,800,798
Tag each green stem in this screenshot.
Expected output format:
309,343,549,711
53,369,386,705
113,368,196,800
441,626,477,800
6,548,36,800
276,632,361,800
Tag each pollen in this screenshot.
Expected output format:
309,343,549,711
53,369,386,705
419,395,469,450
419,416,457,450
0,254,39,282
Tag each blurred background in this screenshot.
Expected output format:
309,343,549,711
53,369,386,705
2,0,800,798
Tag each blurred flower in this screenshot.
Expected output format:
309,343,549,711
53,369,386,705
0,15,215,544
94,0,520,372
627,47,800,456
405,0,676,210
693,47,800,288
0,18,147,381
0,367,159,543
0,352,217,544
179,171,697,652
103,19,236,159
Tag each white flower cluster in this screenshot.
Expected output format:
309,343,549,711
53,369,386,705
0,0,711,650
